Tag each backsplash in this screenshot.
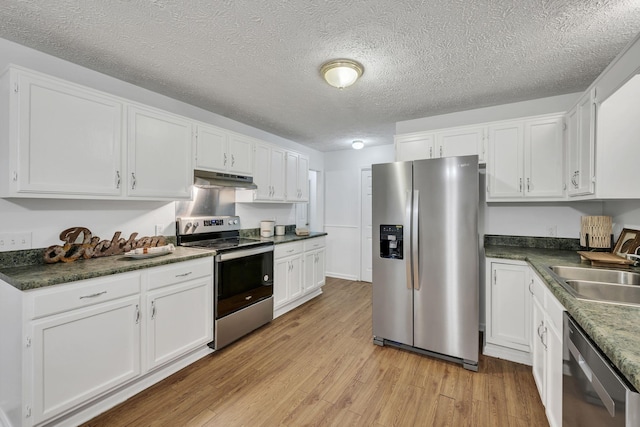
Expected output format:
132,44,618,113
484,234,581,251
241,225,296,238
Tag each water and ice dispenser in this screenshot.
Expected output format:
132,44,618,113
379,225,403,259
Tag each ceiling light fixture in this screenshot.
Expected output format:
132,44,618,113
352,140,364,150
321,59,364,89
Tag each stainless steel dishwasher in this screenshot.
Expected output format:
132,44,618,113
563,313,640,426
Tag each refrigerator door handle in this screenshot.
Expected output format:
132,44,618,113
405,190,413,289
412,189,420,290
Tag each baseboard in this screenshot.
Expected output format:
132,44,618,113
44,346,213,427
326,272,358,281
483,343,532,366
274,289,322,318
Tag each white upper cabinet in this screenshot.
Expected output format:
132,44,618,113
127,105,193,200
487,121,524,199
436,126,486,162
487,114,564,201
524,116,564,198
253,141,286,201
566,90,596,197
194,125,253,176
1,66,123,198
285,151,309,202
395,133,435,161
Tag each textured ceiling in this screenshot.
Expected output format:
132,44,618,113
1,1,640,152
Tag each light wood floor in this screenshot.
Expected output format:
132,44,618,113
83,277,548,426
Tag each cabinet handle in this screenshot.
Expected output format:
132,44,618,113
231,154,235,167
79,291,107,300
176,271,192,278
493,270,497,285
542,327,548,349
116,171,121,189
131,172,137,190
135,304,140,324
528,279,533,294
439,146,443,157
429,147,433,158
519,178,522,192
224,153,227,166
286,249,294,253
151,301,157,320
526,177,530,192
537,321,544,338
575,170,580,188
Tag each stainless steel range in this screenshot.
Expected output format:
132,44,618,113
177,215,274,350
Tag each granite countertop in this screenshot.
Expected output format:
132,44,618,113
0,246,216,291
259,231,327,245
485,244,640,391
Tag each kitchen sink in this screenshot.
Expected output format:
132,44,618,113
547,265,640,307
549,265,640,285
563,280,640,306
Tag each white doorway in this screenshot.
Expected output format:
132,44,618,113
360,169,372,282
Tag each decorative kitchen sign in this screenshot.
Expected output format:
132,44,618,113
44,227,167,263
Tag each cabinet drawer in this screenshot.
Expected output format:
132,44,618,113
147,257,213,290
303,236,326,252
275,242,304,259
31,272,141,319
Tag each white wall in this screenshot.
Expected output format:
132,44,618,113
0,37,323,248
396,93,581,134
324,145,395,280
603,200,640,238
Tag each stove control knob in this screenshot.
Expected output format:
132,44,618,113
192,222,199,230
228,219,233,225
185,222,192,233
233,219,239,225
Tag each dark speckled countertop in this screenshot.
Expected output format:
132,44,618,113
0,246,216,291
485,244,640,391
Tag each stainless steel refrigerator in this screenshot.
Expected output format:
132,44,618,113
372,155,479,371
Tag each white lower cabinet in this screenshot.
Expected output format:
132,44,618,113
31,294,141,425
484,259,531,363
484,258,564,427
274,237,326,318
14,257,213,427
529,271,563,427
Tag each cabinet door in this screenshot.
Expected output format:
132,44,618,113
31,296,141,424
395,134,435,161
298,155,309,201
304,251,316,293
575,91,596,195
566,107,579,195
285,152,299,201
436,127,485,161
253,143,271,200
288,256,303,300
146,278,213,370
274,258,289,308
127,106,192,199
315,248,326,288
227,134,253,175
524,116,564,198
195,124,227,172
15,70,123,196
270,147,286,201
487,122,524,199
488,263,530,351
531,296,546,405
546,323,563,427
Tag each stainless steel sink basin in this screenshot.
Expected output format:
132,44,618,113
547,265,640,307
564,280,640,306
549,265,640,285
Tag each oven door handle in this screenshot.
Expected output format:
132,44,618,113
216,245,274,261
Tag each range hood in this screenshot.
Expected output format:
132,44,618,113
193,170,257,189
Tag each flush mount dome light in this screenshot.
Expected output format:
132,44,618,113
321,59,364,89
352,140,364,150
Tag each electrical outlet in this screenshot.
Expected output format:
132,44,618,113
0,232,32,252
155,224,164,236
547,226,557,237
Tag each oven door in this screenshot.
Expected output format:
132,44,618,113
215,245,274,319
